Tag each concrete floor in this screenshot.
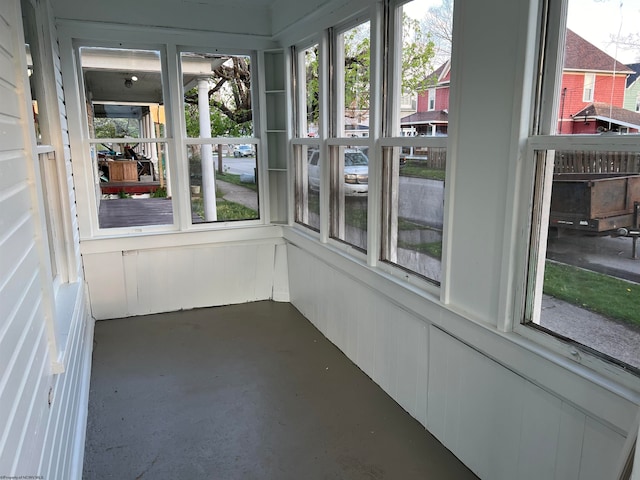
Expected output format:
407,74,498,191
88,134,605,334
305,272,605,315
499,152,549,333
83,301,478,480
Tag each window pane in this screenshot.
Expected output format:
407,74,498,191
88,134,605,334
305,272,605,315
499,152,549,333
187,143,259,224
95,141,172,228
81,48,166,139
294,144,321,231
181,53,253,138
397,0,453,137
329,145,368,251
557,0,640,134
80,47,172,229
381,145,445,283
298,46,319,138
337,22,370,138
527,149,640,370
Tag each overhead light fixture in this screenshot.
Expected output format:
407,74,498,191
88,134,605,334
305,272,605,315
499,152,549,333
124,76,138,88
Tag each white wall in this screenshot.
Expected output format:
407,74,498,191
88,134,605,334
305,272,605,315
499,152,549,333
80,229,289,320
0,1,92,478
286,237,638,479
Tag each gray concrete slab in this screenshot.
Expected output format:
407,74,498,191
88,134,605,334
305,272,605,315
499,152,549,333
217,179,259,211
83,301,477,480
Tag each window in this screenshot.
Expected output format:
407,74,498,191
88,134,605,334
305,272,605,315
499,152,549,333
582,72,595,102
77,46,261,231
290,0,455,282
294,144,321,231
524,0,640,372
428,88,436,111
293,44,321,231
336,21,371,139
330,20,372,251
379,0,453,285
21,0,69,283
80,47,173,229
180,52,259,224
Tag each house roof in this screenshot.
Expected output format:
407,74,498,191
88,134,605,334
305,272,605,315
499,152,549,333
572,102,640,129
564,29,633,74
400,110,448,126
626,63,640,87
421,60,451,89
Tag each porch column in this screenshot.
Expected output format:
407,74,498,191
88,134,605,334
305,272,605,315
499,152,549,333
198,77,216,221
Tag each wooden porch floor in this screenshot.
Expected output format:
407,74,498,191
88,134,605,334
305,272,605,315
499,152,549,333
97,198,205,228
83,301,478,479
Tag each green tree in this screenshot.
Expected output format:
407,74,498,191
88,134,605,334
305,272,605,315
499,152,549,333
183,55,253,137
94,117,140,138
402,14,437,95
304,16,437,125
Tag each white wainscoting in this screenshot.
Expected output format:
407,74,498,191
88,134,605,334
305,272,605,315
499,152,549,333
82,234,289,320
286,240,638,480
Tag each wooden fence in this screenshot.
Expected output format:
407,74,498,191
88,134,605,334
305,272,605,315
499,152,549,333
406,147,447,170
554,151,640,173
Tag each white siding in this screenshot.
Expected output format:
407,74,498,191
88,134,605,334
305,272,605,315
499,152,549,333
0,1,91,479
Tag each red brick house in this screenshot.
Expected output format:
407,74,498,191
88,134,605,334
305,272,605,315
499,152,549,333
559,29,640,133
402,30,640,135
400,60,450,136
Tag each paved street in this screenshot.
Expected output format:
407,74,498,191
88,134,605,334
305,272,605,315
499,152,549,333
222,156,257,176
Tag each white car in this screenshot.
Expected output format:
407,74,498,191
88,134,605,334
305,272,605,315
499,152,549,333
233,144,255,157
308,149,368,195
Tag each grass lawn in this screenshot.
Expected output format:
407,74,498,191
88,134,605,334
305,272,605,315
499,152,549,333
398,240,442,260
400,160,446,181
191,198,258,221
544,260,640,327
217,172,257,191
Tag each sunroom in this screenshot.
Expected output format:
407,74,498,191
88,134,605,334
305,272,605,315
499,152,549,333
2,0,640,478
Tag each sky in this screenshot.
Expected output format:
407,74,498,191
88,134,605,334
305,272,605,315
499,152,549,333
403,0,640,64
567,0,640,64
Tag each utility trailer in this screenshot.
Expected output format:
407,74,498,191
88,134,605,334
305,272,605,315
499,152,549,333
549,173,640,258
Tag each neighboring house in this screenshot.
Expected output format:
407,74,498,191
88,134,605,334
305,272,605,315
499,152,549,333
559,29,638,133
624,63,640,113
404,30,640,135
400,60,450,136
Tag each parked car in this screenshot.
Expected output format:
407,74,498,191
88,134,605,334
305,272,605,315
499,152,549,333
308,149,368,196
233,144,255,157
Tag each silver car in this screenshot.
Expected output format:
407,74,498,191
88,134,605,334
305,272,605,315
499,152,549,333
308,149,368,195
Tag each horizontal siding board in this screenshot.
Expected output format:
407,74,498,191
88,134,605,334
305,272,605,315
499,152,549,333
0,215,33,275
0,187,32,234
39,296,90,479
0,6,14,63
9,329,48,475
0,247,39,324
0,304,43,459
0,119,24,152
0,151,28,191
0,82,20,118
0,52,14,87
0,274,39,390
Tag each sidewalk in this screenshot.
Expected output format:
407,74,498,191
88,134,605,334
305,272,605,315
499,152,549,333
216,179,258,211
540,295,640,369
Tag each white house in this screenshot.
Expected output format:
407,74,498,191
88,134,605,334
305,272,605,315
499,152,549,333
1,0,639,478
